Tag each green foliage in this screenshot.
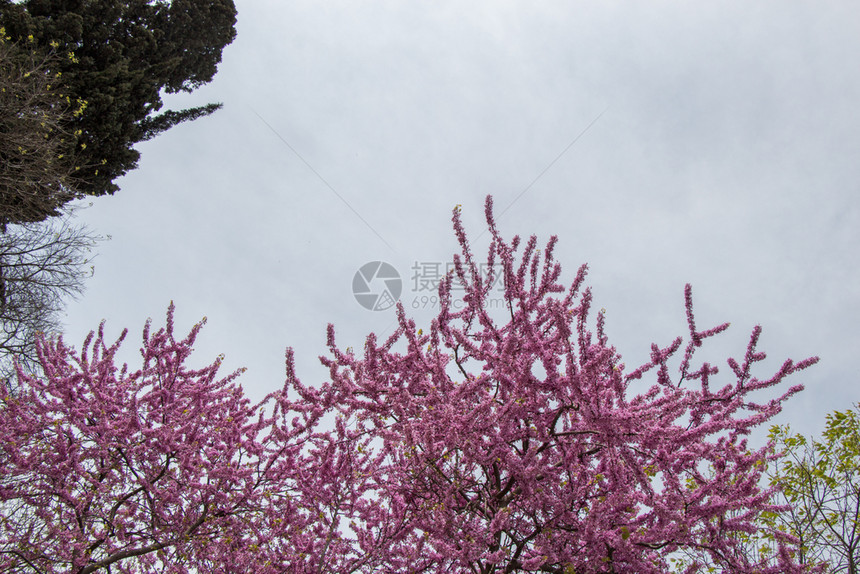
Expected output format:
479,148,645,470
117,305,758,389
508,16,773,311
0,0,237,218
766,406,860,573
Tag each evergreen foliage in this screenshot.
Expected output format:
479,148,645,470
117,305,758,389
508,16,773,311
0,0,237,219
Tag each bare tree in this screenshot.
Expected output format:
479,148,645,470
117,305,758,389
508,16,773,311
0,214,99,381
1,34,101,381
0,34,81,229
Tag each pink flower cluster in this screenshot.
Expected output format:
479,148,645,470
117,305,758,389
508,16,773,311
0,196,818,573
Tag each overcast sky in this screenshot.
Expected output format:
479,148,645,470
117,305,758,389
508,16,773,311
60,1,859,439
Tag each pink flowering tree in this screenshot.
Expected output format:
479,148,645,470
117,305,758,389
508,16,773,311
1,196,819,573
0,306,398,573
298,196,819,572
0,309,270,573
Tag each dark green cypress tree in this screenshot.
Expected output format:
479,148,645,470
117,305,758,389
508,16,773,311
0,0,237,218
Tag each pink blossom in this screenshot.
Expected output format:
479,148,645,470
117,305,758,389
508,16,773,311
1,196,819,573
